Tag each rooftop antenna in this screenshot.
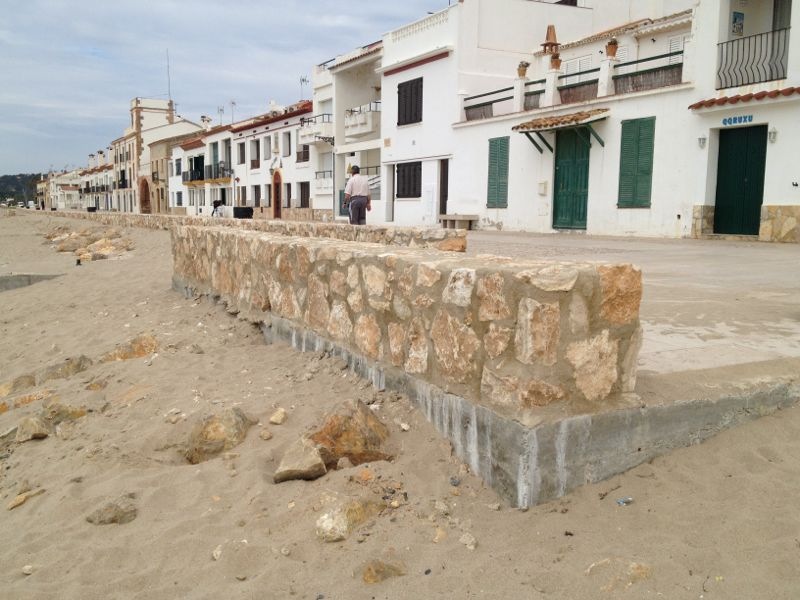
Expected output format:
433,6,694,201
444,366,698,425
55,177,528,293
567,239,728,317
166,49,172,101
217,105,225,125
230,99,237,124
299,75,309,100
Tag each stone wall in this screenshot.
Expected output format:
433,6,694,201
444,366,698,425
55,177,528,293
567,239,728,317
760,205,800,243
49,210,466,251
171,225,642,421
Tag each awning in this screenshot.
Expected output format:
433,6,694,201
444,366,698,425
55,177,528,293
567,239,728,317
512,108,608,153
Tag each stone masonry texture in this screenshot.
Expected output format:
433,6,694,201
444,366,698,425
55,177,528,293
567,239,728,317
49,210,467,251
171,225,643,417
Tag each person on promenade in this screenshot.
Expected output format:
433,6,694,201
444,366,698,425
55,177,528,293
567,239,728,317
343,165,371,225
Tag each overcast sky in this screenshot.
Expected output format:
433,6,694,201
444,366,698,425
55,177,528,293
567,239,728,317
0,0,446,175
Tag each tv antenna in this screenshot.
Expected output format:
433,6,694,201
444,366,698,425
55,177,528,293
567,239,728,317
217,105,225,125
300,76,310,100
166,49,172,101
229,99,237,124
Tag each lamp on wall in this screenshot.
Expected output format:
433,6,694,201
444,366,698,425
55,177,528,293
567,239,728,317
768,127,778,143
698,133,707,149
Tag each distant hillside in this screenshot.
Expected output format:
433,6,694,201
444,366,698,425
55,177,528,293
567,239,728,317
0,173,43,203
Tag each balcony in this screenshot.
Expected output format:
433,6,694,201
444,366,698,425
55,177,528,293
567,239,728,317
344,102,381,140
558,67,600,104
250,158,261,170
613,50,684,94
117,180,129,190
203,163,232,181
181,170,205,184
315,170,333,193
298,114,334,146
717,28,790,89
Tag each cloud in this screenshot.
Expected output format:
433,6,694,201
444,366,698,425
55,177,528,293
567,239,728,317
0,0,442,174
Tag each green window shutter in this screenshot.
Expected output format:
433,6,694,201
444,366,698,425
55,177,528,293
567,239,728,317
487,136,510,208
618,117,654,208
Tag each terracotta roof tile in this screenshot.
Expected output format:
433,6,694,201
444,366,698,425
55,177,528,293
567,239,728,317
512,108,609,132
688,86,799,109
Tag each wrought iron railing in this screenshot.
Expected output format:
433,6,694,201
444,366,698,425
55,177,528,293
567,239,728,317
181,170,204,183
717,28,790,89
204,164,231,179
300,113,333,126
315,170,333,179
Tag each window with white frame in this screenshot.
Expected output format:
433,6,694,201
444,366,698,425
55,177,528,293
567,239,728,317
562,55,593,86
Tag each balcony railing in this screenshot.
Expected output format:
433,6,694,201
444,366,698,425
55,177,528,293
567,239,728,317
117,180,129,190
296,147,310,163
613,50,684,94
299,114,334,145
181,170,204,183
558,67,600,103
717,28,790,89
344,102,381,139
204,163,232,180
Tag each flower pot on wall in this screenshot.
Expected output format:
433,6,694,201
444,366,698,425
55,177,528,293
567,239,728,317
517,61,530,78
550,54,562,70
606,39,619,58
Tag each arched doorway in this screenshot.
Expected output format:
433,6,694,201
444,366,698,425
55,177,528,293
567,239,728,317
272,171,282,219
139,179,151,214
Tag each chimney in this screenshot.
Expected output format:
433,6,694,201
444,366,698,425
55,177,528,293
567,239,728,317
541,24,560,54
200,115,213,130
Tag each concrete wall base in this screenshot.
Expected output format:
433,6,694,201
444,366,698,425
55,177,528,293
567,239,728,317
176,279,800,508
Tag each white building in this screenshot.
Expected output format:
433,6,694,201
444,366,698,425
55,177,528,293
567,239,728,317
110,98,202,214
78,151,113,211
329,0,798,242
169,101,315,219
47,169,82,210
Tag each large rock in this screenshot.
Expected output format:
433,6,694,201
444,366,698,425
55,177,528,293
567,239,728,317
185,407,256,464
15,417,50,443
315,497,385,542
441,268,476,307
99,333,158,362
273,438,327,483
308,400,391,468
354,315,381,360
86,494,138,525
37,355,93,385
476,273,510,321
40,401,87,426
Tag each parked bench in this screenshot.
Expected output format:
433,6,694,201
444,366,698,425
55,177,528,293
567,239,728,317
438,214,478,230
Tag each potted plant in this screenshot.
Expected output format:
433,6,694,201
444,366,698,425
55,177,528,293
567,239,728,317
606,38,619,58
550,53,562,70
517,61,530,78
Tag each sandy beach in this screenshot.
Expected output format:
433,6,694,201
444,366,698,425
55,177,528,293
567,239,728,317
1,212,799,599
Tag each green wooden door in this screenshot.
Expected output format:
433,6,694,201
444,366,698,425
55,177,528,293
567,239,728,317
553,128,590,229
714,125,767,235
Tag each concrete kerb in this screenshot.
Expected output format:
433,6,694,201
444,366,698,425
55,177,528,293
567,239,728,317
175,279,799,507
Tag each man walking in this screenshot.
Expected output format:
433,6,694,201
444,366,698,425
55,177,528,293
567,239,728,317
343,165,371,225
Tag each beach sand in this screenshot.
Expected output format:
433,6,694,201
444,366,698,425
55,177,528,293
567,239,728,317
1,212,799,599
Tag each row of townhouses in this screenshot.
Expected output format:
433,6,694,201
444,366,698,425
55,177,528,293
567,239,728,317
44,0,799,242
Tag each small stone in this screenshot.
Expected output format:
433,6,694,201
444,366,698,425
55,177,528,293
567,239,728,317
449,476,461,487
166,414,181,424
15,417,50,443
433,527,447,543
259,428,273,441
399,422,410,432
280,546,291,556
269,408,287,425
361,559,406,584
487,503,501,511
86,494,137,525
22,565,33,576
212,545,222,561
189,344,205,354
7,488,44,510
315,497,384,542
434,500,449,517
273,438,327,483
235,575,247,581
459,532,477,550
390,500,400,509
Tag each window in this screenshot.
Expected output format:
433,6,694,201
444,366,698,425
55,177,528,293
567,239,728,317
237,142,245,165
668,34,690,65
168,161,173,177
396,162,422,198
175,158,182,175
253,185,261,207
562,55,593,86
618,117,655,208
282,132,292,157
250,140,260,169
299,182,310,208
486,137,509,208
285,183,292,207
238,185,247,206
397,77,423,125
176,191,183,207
265,183,272,207
263,136,271,158
296,144,309,163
